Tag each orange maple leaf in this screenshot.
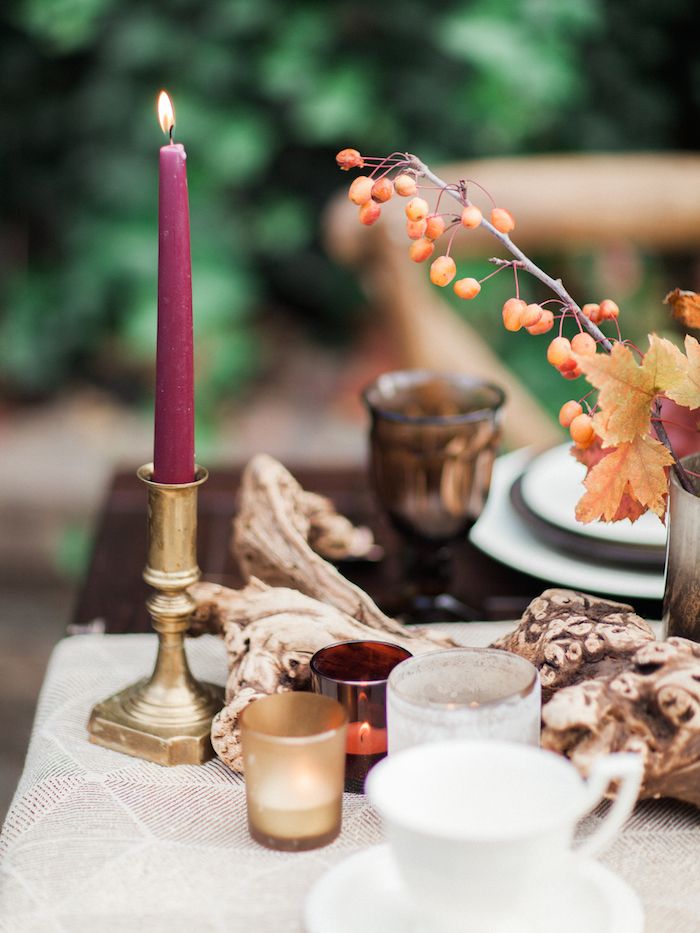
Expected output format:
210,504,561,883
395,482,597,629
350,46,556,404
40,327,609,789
574,343,656,445
570,440,646,522
664,288,700,330
575,434,673,523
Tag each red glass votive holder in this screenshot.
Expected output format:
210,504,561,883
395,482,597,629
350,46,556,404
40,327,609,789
310,640,412,793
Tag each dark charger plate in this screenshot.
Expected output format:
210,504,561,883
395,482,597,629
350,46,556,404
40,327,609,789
510,474,666,571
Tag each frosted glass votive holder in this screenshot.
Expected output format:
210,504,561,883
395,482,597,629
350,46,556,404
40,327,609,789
240,693,347,851
387,648,540,754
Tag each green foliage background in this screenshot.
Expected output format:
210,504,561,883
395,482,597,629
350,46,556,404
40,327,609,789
1,0,698,419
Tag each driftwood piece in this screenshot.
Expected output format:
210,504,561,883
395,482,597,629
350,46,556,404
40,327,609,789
192,578,452,697
542,637,700,808
491,588,655,702
196,578,452,772
232,454,410,638
303,490,378,562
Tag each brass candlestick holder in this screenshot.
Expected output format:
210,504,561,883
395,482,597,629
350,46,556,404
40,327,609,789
88,464,224,765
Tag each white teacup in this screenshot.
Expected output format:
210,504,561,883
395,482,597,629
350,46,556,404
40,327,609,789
366,740,643,933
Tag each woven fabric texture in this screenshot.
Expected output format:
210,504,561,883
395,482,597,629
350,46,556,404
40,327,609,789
1,626,698,933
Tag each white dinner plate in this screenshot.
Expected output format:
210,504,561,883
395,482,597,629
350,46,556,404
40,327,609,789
520,443,667,548
469,449,665,601
304,844,644,933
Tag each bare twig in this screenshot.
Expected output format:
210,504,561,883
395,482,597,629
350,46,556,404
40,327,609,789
489,257,525,269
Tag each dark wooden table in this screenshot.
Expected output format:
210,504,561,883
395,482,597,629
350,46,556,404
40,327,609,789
72,466,662,633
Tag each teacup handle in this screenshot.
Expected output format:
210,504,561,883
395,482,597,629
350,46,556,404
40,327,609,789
575,753,643,858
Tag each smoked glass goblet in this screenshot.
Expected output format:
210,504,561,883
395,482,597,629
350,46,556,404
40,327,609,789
363,370,505,622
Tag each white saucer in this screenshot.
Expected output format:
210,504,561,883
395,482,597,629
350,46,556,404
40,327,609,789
470,449,665,600
303,844,644,933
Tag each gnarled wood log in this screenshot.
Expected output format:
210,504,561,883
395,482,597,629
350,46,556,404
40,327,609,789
198,578,452,772
232,454,410,638
541,637,700,808
491,588,655,702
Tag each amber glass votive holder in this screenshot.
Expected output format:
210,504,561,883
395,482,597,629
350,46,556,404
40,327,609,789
310,640,413,794
240,693,347,852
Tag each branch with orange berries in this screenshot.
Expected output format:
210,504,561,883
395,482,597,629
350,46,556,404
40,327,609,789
336,148,699,522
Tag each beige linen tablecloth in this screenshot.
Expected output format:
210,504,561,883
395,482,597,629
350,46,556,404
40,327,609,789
1,626,699,933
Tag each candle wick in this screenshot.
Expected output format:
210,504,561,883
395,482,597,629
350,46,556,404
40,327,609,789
169,124,174,144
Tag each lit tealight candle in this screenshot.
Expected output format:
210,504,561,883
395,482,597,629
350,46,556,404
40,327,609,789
346,721,388,755
249,765,340,843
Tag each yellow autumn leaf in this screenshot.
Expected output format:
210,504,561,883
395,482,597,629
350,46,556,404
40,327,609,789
644,333,684,385
574,343,656,445
575,434,673,523
651,333,700,410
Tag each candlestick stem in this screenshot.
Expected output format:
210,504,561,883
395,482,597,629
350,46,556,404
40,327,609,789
88,464,223,765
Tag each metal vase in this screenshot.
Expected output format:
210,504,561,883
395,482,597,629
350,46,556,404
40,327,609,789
662,452,700,641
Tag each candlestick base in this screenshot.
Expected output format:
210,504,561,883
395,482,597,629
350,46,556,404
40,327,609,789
88,677,224,766
88,464,224,766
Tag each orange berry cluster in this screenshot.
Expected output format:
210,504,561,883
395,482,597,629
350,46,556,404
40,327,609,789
500,290,620,396
559,400,595,449
553,310,619,449
408,196,515,300
337,150,623,439
338,149,517,305
545,332,595,380
581,300,619,324
347,174,422,226
550,303,619,448
500,298,554,335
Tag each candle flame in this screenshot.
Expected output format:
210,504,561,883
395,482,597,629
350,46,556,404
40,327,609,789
359,722,371,746
157,90,175,137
